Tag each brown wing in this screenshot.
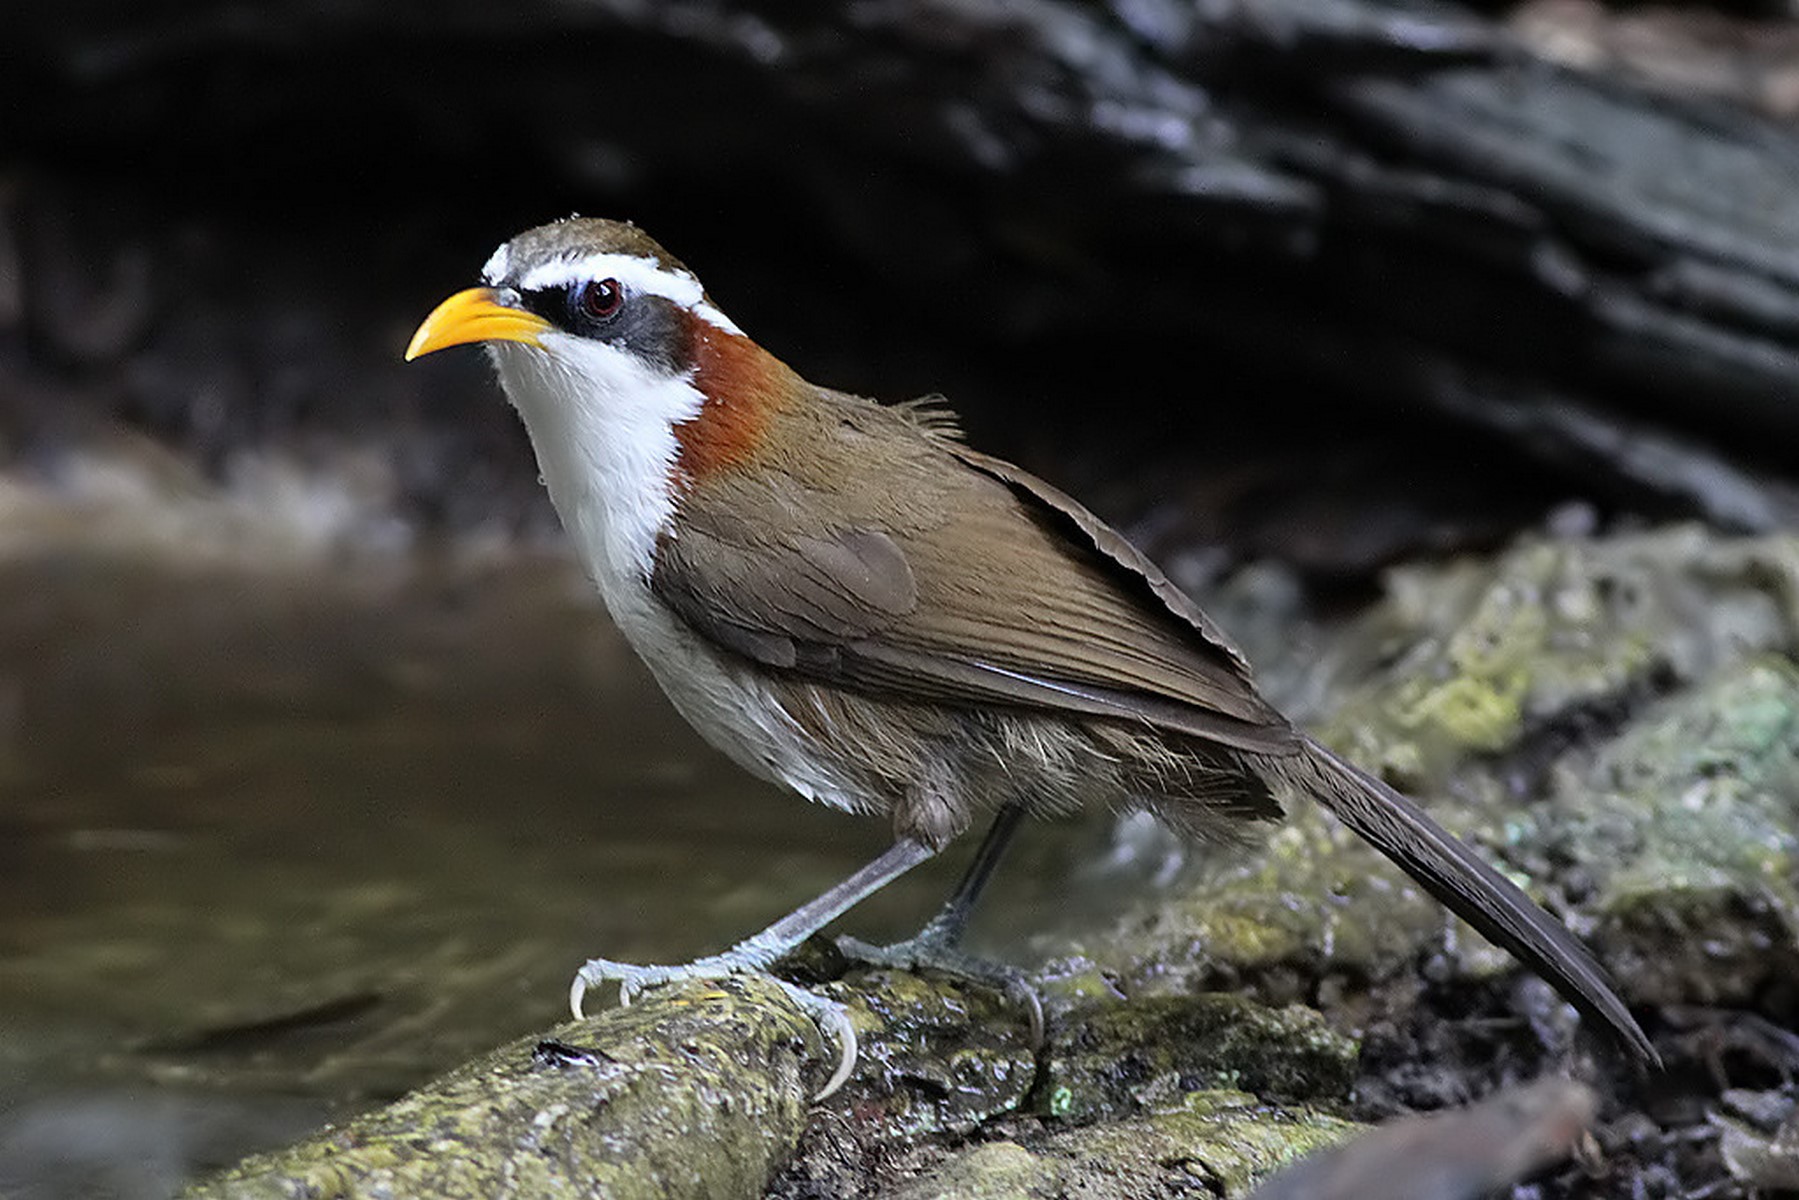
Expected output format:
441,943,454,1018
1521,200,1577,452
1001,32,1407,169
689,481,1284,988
651,398,1300,757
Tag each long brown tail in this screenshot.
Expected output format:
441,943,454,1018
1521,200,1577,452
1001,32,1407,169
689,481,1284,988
1289,736,1657,1066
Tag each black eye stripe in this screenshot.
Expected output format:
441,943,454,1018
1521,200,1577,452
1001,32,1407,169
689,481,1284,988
513,280,626,332
508,279,680,372
515,287,566,326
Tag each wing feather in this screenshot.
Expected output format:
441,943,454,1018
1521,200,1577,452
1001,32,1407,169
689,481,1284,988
651,397,1299,757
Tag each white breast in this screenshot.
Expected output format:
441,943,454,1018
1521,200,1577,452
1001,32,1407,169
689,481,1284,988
487,336,866,813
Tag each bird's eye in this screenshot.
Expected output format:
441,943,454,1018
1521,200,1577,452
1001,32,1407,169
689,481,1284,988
578,278,624,321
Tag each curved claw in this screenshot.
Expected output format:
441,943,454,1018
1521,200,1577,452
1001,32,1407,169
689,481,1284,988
564,956,859,1100
570,957,643,1017
569,973,591,1020
767,978,857,1100
1006,977,1046,1049
835,933,1044,1046
572,958,677,1013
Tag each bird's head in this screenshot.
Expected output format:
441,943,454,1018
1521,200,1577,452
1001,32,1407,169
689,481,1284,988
406,218,798,499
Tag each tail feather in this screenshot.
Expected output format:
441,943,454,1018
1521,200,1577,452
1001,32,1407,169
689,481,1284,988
1292,736,1657,1067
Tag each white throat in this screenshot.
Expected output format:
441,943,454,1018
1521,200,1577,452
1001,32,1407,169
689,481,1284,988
487,329,861,809
487,334,700,599
478,278,871,813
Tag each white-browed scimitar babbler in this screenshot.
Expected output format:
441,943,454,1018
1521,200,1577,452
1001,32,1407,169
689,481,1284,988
407,218,1657,1098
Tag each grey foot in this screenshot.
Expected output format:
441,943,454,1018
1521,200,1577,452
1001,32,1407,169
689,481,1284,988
834,930,1045,1047
569,954,858,1100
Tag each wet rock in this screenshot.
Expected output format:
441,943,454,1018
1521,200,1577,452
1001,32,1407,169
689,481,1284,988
1318,527,1799,783
775,523,1799,1194
823,967,1037,1141
1075,803,1448,1001
182,976,820,1200
882,1140,1049,1199
1546,657,1799,1007
888,1090,1358,1200
1071,527,1799,1069
178,954,1355,1199
1037,990,1358,1122
770,959,1357,1197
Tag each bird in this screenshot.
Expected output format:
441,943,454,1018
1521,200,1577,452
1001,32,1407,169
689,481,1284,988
405,216,1656,1098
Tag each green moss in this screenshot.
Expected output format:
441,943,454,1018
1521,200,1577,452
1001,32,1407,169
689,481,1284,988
1122,1089,1359,1195
183,977,819,1200
1545,657,1799,1005
1075,529,1799,1006
886,1142,1054,1199
891,1091,1360,1200
822,968,1037,1142
1036,992,1357,1123
1322,529,1798,782
1073,807,1448,997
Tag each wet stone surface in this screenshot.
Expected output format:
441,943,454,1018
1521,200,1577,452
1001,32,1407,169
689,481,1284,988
1551,656,1799,1009
1034,990,1358,1123
821,967,1038,1142
185,977,821,1200
883,1090,1359,1200
1315,527,1799,784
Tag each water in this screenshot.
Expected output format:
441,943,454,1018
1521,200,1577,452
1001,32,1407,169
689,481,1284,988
0,546,1127,1193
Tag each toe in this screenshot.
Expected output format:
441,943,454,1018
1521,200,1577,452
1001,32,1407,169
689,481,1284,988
569,974,591,1020
1007,978,1046,1047
767,979,858,1100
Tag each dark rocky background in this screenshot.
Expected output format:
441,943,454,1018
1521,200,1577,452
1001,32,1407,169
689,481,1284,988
7,2,1799,1198
8,0,1798,567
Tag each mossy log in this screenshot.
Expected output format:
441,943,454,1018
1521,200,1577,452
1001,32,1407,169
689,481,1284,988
183,968,1364,1198
183,978,820,1200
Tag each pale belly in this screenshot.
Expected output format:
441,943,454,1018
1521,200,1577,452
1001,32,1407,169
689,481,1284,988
602,575,870,815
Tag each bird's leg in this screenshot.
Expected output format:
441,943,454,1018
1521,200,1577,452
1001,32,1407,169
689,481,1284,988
570,836,935,1098
836,803,1043,1043
904,801,1027,948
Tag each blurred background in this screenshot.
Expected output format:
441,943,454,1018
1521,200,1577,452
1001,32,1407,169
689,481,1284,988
4,1,1799,1196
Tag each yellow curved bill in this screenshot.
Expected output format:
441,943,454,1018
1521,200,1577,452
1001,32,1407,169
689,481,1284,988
405,288,555,361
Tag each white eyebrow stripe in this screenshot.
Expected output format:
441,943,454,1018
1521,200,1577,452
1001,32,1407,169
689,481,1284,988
503,250,743,336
